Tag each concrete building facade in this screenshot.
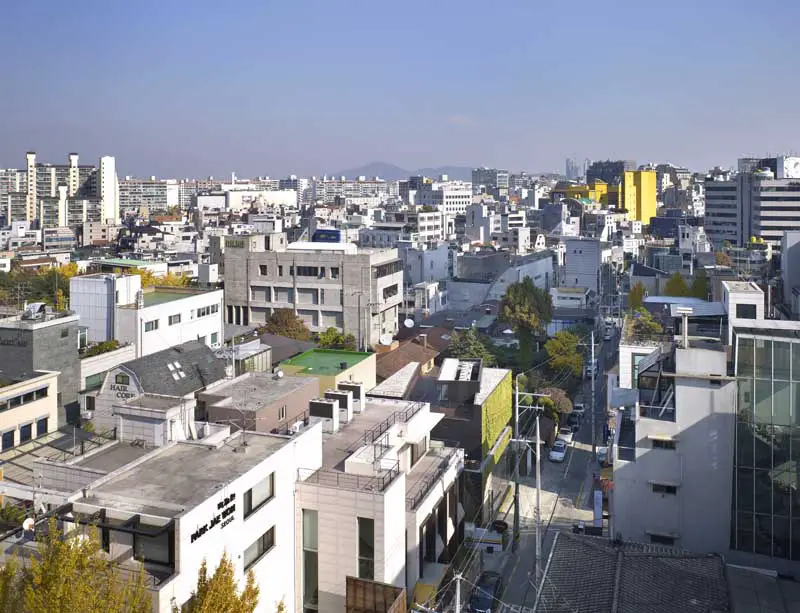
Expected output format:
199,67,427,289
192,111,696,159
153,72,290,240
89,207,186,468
0,370,59,451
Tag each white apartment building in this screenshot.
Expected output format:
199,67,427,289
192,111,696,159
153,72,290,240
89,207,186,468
295,393,464,613
311,176,388,204
119,177,178,212
562,236,600,294
416,181,472,216
14,421,323,613
70,273,223,358
720,280,764,345
224,235,403,349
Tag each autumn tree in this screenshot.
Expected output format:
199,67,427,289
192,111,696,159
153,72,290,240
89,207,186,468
0,517,151,613
664,272,690,297
715,250,732,267
178,554,259,613
499,277,553,369
630,308,663,341
443,326,496,366
318,327,357,351
539,386,573,415
628,281,646,311
544,330,584,378
690,268,711,300
263,308,312,341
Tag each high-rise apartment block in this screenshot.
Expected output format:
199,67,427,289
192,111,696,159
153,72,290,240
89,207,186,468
586,159,636,184
471,167,509,196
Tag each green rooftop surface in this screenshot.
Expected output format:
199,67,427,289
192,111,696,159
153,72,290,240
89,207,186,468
282,349,370,375
99,258,157,267
141,290,198,307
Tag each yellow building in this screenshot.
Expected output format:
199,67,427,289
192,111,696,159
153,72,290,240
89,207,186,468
560,180,609,204
607,170,657,222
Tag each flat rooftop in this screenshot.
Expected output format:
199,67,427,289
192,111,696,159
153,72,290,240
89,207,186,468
724,280,763,293
119,287,219,308
73,442,153,472
120,393,183,412
474,368,510,405
205,372,316,412
95,258,157,267
282,349,370,375
90,432,290,512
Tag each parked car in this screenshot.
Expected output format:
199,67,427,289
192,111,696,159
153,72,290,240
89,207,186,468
597,446,609,465
557,427,574,445
572,398,585,417
549,440,568,463
567,413,581,432
468,571,504,613
584,360,597,379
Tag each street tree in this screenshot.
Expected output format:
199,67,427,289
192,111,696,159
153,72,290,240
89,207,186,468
544,331,584,378
715,250,732,267
178,554,259,613
318,327,357,351
628,281,646,311
499,277,553,369
664,272,690,297
263,309,312,341
0,518,152,613
690,268,711,300
539,386,573,415
443,327,496,365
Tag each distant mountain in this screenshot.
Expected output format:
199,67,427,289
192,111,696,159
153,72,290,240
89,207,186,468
332,162,474,182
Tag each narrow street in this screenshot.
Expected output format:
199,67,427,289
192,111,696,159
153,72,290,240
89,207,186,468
494,332,614,611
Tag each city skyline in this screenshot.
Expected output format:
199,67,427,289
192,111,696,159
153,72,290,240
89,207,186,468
2,0,798,178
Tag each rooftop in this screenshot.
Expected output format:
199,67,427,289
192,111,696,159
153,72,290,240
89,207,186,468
90,432,291,513
370,362,420,398
118,287,220,308
73,441,153,472
202,371,317,412
94,258,158,267
474,368,510,406
282,349,371,376
723,280,763,293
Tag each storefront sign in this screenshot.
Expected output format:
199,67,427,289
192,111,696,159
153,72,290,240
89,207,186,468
109,383,137,400
191,493,236,543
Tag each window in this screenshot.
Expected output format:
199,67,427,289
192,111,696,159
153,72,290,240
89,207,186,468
303,510,319,611
652,439,676,450
736,303,757,319
168,314,181,325
211,332,218,345
244,473,275,518
85,373,103,391
278,405,286,421
197,304,220,318
60,328,69,338
115,374,130,386
1,431,13,451
278,265,284,276
259,264,268,276
649,534,676,546
36,417,48,437
330,267,340,279
357,517,375,580
244,527,275,570
144,319,159,332
296,266,319,277
19,423,32,444
651,483,677,495
134,525,172,565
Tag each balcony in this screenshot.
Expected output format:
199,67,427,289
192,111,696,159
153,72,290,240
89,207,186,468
617,418,636,462
405,446,464,510
638,383,675,423
299,462,400,493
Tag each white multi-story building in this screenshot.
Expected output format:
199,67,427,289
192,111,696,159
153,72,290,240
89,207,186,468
69,273,223,357
119,176,175,212
562,236,600,294
311,176,389,204
416,181,472,216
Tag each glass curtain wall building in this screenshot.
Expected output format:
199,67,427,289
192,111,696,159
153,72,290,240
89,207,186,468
733,328,800,560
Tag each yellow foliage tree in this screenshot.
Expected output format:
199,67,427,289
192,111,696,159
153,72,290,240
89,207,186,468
0,518,151,613
130,268,190,288
177,553,259,613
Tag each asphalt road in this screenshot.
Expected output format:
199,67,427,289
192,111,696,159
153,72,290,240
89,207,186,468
495,332,616,612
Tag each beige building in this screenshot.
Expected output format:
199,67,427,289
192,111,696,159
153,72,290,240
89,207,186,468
0,371,59,451
280,349,377,395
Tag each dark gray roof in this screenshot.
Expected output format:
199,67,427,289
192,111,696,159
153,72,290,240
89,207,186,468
124,341,227,396
257,333,316,363
535,533,730,613
631,262,667,277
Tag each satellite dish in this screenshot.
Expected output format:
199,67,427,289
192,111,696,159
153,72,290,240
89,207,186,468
22,518,34,531
403,318,415,328
379,334,393,346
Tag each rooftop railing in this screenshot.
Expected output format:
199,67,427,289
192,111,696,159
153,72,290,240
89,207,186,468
405,447,464,510
299,460,400,493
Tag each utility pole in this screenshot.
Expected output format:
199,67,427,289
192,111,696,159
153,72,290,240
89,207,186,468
454,573,462,613
535,412,542,579
513,377,520,553
591,329,596,461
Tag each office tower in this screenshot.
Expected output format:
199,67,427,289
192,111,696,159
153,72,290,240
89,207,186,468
586,159,636,184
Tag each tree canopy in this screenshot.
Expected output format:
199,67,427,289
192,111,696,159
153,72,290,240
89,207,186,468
539,386,573,415
443,327,496,365
544,330,584,378
690,268,710,300
630,308,663,340
499,277,553,368
664,272,690,297
0,518,151,613
129,268,190,289
177,554,259,613
715,250,732,267
318,327,357,351
263,309,312,341
628,281,646,311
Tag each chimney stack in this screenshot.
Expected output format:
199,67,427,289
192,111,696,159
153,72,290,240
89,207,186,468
420,334,428,349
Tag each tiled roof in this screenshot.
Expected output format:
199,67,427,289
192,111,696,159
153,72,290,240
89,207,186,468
535,533,730,613
376,341,439,380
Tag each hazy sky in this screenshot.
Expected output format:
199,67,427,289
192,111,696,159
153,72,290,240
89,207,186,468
1,0,798,178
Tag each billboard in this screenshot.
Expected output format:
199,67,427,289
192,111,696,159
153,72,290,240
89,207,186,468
311,228,342,243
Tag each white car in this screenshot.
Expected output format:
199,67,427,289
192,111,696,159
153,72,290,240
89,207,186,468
549,440,568,463
557,427,574,445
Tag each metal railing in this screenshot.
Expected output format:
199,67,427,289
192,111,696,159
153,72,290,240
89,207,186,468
639,404,676,422
405,447,464,510
348,401,425,451
298,460,401,493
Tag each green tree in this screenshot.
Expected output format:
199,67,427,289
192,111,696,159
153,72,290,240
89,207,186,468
690,268,710,300
318,327,357,351
178,554,259,613
630,308,663,340
0,518,152,613
628,281,646,311
263,308,312,341
499,277,553,369
443,327,496,365
539,386,573,415
664,272,690,297
544,331,584,378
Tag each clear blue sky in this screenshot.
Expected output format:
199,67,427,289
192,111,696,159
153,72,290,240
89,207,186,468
1,0,797,178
